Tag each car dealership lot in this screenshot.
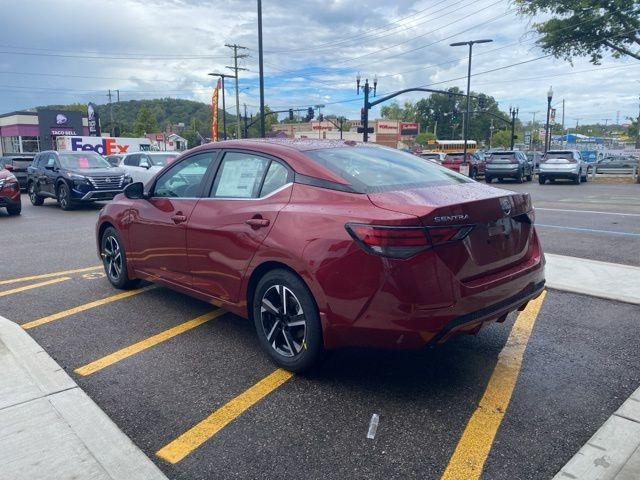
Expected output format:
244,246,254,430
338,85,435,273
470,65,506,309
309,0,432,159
1,181,639,479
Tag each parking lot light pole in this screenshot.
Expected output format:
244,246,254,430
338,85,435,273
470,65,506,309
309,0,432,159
509,107,519,150
450,39,492,169
545,86,553,153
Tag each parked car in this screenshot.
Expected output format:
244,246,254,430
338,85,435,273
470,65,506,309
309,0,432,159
539,150,588,185
441,152,486,179
96,139,545,372
0,167,21,215
105,154,125,167
596,155,639,169
485,151,533,183
525,151,544,170
27,150,132,210
417,152,446,164
117,152,180,184
1,155,35,190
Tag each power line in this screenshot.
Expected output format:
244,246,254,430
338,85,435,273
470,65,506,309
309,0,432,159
0,50,229,60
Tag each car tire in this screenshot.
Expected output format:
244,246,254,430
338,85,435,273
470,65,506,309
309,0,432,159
101,227,140,290
516,171,524,183
538,176,546,185
485,176,492,183
252,269,323,373
28,182,44,206
470,168,477,180
573,174,581,185
581,170,588,182
57,182,75,210
526,170,533,182
6,204,21,216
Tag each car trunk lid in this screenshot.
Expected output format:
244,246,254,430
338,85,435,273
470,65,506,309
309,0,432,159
368,183,534,281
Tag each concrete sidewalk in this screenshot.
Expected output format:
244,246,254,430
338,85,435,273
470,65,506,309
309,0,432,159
545,253,640,305
0,315,167,480
554,386,640,479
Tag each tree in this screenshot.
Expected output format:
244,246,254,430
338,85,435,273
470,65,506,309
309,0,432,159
133,106,158,136
414,132,435,145
514,0,640,63
491,129,513,148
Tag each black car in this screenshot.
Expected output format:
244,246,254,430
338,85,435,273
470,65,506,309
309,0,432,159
1,154,35,190
27,151,131,210
485,150,533,183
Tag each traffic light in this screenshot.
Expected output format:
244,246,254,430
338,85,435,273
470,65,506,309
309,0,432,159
478,95,486,109
360,107,367,125
435,112,441,122
305,107,314,122
289,109,294,121
318,113,324,122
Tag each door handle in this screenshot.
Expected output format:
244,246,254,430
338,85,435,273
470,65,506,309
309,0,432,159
171,213,187,224
245,218,270,228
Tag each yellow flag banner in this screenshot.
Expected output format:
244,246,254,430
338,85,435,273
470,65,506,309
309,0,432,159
211,78,221,141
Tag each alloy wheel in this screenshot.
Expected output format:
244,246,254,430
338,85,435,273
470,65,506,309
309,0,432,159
260,285,307,358
102,235,123,282
29,184,37,202
58,186,68,208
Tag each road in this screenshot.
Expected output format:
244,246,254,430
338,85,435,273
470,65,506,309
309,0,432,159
1,182,639,479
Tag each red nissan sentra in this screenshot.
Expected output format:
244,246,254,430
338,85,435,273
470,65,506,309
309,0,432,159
96,139,545,372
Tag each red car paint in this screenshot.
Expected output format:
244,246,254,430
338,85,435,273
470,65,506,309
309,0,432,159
442,153,486,176
96,139,544,350
0,168,21,214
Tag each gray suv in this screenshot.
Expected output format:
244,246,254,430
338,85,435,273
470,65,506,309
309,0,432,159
485,151,533,183
539,150,587,185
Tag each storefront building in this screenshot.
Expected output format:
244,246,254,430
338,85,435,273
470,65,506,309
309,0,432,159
0,109,89,155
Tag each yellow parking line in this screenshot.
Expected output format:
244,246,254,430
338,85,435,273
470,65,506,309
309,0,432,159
74,309,226,377
0,277,71,297
156,368,294,464
22,286,156,330
440,290,547,480
0,265,101,285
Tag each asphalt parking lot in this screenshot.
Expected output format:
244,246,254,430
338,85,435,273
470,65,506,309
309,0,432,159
1,180,639,479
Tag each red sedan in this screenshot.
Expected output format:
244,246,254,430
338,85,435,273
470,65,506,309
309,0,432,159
0,167,21,215
96,139,545,372
442,152,486,179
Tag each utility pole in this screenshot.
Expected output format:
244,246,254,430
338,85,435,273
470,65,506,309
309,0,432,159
257,0,265,138
561,99,565,147
356,74,377,142
636,95,640,149
225,44,248,139
107,90,114,135
243,103,248,139
450,39,493,166
544,86,553,153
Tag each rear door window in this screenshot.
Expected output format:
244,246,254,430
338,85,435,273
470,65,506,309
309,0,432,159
211,152,270,198
305,146,470,194
153,152,215,198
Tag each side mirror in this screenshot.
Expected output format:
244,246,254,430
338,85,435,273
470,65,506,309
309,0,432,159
44,165,55,171
140,159,151,169
124,182,147,200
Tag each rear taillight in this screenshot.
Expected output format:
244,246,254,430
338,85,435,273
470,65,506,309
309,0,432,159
3,163,13,170
346,223,474,259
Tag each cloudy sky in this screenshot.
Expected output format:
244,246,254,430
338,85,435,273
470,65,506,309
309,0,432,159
1,0,638,126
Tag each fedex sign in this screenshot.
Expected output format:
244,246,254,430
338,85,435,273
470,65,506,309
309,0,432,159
56,136,151,155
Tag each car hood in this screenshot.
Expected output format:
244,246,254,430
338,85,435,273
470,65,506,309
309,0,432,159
68,168,126,176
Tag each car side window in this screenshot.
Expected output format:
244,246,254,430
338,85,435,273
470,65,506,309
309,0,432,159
124,154,140,167
211,152,270,199
153,152,214,198
260,161,290,197
45,154,56,168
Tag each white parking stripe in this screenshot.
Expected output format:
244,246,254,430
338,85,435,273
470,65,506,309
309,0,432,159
536,207,640,217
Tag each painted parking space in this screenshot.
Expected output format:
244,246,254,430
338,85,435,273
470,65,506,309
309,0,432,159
2,186,640,479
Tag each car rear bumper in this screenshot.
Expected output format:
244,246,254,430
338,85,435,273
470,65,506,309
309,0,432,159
539,171,579,179
321,238,546,350
486,167,520,177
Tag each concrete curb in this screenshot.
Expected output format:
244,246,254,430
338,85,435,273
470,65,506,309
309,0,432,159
553,386,640,479
0,315,168,480
545,253,640,305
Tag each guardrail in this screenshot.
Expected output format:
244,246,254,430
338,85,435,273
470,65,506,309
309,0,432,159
590,165,638,180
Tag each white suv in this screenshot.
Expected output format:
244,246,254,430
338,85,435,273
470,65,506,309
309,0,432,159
539,150,588,185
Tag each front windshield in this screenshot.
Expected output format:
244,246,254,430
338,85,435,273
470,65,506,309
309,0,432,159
305,146,471,193
150,154,179,166
59,152,111,169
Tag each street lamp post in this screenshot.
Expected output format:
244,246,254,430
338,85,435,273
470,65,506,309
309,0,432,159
450,39,492,171
544,86,553,153
208,73,236,140
509,106,519,150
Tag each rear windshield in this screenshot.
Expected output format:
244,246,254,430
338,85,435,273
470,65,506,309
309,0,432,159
489,153,515,162
304,146,471,193
59,152,111,169
544,151,574,160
